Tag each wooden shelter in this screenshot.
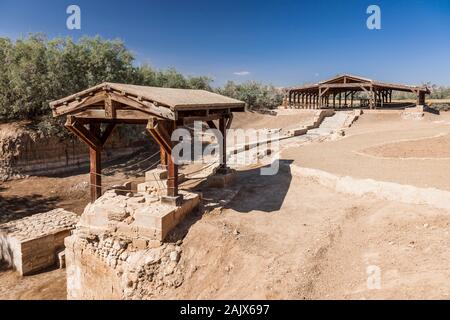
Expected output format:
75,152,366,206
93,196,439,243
286,74,430,109
50,83,245,203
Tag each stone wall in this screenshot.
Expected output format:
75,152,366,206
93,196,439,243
0,122,147,181
65,233,184,300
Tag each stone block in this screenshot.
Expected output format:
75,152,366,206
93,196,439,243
77,190,200,242
207,170,236,188
57,250,66,269
145,168,168,182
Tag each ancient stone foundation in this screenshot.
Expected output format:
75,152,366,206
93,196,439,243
65,233,184,299
65,183,200,299
0,209,78,275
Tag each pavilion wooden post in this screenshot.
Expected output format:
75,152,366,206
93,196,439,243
219,117,228,170
418,91,426,105
89,123,102,202
167,140,178,198
64,116,117,203
160,146,168,166
369,87,374,109
146,119,180,199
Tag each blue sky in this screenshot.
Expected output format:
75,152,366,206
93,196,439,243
0,0,449,87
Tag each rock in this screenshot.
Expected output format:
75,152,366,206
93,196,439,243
132,238,148,251
107,206,130,222
423,223,429,228
169,250,180,262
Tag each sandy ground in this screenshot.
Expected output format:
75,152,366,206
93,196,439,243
283,112,450,190
2,110,450,300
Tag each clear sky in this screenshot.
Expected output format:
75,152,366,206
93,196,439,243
0,0,449,87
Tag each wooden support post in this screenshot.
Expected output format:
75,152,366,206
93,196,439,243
147,119,179,199
339,92,342,108
89,123,102,202
418,91,426,105
165,121,178,198
351,92,354,108
160,146,168,166
219,117,227,169
370,87,374,109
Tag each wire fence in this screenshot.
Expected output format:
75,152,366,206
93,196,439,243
87,150,220,195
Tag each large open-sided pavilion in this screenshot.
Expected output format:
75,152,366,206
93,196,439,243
286,74,430,109
50,83,245,203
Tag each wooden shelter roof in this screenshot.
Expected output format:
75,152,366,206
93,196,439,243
288,74,430,94
50,82,245,121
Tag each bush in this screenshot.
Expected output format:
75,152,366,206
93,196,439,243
0,34,214,126
0,34,284,137
217,81,283,110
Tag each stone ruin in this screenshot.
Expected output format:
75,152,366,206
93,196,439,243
64,167,201,299
0,209,79,275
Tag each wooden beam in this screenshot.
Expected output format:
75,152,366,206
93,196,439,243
226,113,234,130
206,120,218,130
100,123,116,146
146,119,171,155
65,116,102,151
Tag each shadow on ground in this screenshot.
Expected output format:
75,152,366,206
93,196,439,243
227,159,293,213
0,192,60,224
166,159,294,242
